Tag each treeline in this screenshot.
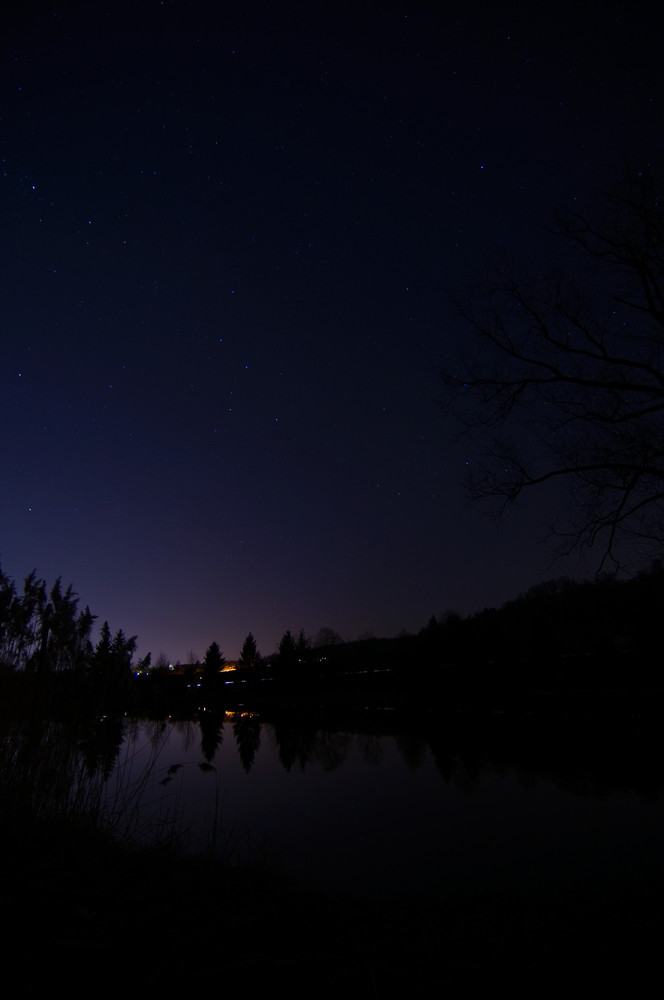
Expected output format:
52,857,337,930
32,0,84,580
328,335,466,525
3,562,663,718
0,565,148,716
214,565,664,710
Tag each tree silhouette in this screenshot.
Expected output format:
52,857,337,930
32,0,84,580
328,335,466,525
238,632,261,670
278,630,297,674
89,621,137,706
0,567,22,667
0,565,145,717
443,164,664,572
202,641,225,689
14,569,47,667
312,626,343,648
295,628,310,663
23,576,97,673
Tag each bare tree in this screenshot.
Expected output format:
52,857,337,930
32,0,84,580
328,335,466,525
311,626,344,648
443,164,664,572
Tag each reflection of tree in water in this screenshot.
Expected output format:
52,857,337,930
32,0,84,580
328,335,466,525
170,718,199,754
232,713,261,772
513,764,538,791
267,717,353,773
197,709,225,763
424,712,664,803
7,719,83,817
78,714,125,781
140,718,169,752
451,755,482,795
269,717,319,773
2,714,128,825
427,733,455,785
357,733,383,766
395,731,428,771
313,730,351,772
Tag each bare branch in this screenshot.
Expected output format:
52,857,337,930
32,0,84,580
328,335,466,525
442,164,664,570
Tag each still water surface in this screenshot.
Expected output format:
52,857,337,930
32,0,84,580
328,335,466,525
104,710,664,901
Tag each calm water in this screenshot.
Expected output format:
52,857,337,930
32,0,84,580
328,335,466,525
103,710,664,900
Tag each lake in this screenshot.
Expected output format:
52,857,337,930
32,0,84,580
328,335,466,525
103,705,664,902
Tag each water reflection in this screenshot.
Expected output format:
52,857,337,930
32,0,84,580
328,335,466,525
98,707,664,900
198,707,225,762
229,713,258,770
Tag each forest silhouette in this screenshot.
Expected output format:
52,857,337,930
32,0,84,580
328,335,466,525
2,560,664,991
2,561,664,721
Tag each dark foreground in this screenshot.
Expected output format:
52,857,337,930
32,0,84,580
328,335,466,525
2,812,662,996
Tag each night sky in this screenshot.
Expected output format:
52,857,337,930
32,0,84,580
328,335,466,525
2,1,661,664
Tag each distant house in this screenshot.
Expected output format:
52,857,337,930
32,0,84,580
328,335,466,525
167,660,239,676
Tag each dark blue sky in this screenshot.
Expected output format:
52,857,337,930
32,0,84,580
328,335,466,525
2,1,661,662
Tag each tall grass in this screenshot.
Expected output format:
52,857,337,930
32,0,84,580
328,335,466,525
0,670,285,902
0,667,180,858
